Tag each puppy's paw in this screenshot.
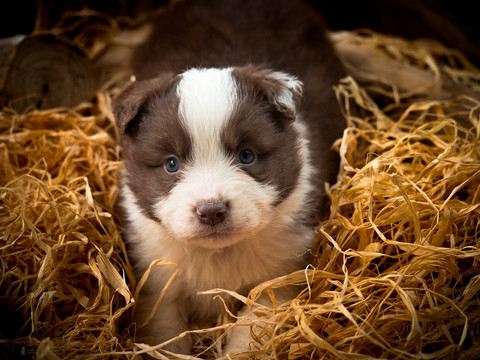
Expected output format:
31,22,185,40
223,322,255,354
223,304,269,355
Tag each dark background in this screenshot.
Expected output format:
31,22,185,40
1,0,479,66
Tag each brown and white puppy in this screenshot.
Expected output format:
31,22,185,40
113,0,346,355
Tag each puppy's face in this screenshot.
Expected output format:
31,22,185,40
114,66,305,249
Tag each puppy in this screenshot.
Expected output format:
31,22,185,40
113,0,346,354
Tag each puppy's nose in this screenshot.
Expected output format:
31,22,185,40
196,201,228,226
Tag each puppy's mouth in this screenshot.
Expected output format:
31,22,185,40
185,217,261,249
152,207,248,248
190,223,246,248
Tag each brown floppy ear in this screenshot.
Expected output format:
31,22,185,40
112,73,178,135
233,65,303,121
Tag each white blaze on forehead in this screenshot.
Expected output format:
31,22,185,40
176,68,237,159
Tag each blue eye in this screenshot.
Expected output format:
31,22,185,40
239,149,255,164
165,157,180,173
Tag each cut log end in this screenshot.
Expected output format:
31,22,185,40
1,35,97,112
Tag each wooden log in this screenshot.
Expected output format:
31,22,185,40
0,35,24,87
0,34,97,112
332,32,479,129
332,32,480,101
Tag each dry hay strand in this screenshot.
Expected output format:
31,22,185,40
0,96,136,359
316,88,480,359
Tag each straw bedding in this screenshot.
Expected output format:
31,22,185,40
1,22,479,360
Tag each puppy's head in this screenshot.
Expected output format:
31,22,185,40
114,66,307,249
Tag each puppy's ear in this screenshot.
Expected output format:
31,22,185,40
233,66,303,121
113,73,178,135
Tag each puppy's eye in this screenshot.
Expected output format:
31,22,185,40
165,157,180,173
238,149,255,165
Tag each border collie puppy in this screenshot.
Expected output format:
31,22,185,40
113,0,346,354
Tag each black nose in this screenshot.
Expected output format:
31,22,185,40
196,201,228,226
